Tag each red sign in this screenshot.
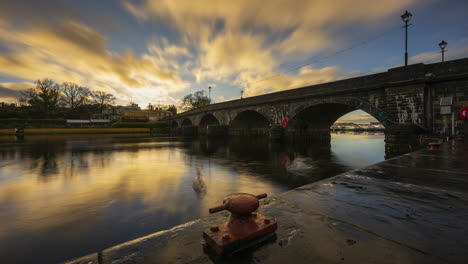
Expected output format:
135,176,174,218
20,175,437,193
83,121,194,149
460,107,468,119
281,117,290,128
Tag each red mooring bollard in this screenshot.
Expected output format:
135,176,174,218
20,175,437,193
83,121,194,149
428,142,441,151
203,193,277,255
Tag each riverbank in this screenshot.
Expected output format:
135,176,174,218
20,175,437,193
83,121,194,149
67,140,468,264
0,128,151,135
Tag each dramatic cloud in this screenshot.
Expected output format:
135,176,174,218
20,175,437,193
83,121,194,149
1,0,459,108
0,5,189,105
0,83,32,102
239,66,340,96
124,0,418,57
124,0,419,98
195,32,275,81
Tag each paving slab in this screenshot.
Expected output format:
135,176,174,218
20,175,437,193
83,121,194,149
66,142,468,264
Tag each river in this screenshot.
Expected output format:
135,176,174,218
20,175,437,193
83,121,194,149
0,132,385,263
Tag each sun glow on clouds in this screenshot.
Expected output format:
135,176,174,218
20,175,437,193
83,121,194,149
0,17,188,106
124,0,418,97
0,0,425,106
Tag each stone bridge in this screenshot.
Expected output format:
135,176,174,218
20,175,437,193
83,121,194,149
171,58,468,154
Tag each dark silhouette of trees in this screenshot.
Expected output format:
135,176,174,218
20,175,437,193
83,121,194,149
60,82,91,111
146,103,154,111
181,90,210,110
92,91,116,112
21,79,62,117
166,105,177,114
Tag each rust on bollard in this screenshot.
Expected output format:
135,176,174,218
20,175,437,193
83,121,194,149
428,142,441,151
203,193,277,256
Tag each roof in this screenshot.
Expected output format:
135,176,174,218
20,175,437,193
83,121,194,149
66,120,91,124
66,119,111,123
90,119,111,123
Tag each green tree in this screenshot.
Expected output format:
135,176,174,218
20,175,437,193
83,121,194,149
21,79,62,117
181,90,210,110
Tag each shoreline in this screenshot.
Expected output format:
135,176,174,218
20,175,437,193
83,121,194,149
0,127,152,135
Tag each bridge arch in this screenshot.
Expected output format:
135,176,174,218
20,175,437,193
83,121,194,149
230,110,271,136
199,114,220,135
285,102,386,138
170,120,179,128
181,118,193,127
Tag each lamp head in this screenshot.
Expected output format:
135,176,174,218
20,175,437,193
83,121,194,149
401,10,412,23
439,40,447,50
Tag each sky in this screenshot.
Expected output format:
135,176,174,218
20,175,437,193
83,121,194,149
0,0,467,122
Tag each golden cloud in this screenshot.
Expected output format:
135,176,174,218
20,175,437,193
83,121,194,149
0,82,33,103
239,65,339,96
124,0,418,56
0,0,425,106
196,32,276,81
0,20,189,105
124,0,420,100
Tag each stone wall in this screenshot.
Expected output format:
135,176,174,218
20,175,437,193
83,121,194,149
384,83,426,128
428,79,468,136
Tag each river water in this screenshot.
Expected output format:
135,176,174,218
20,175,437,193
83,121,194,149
0,132,385,263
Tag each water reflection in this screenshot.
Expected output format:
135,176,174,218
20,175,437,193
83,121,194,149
0,132,384,263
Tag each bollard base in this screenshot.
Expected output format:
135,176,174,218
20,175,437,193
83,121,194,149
203,214,277,256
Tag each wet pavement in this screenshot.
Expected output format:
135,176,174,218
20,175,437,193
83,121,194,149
66,141,468,264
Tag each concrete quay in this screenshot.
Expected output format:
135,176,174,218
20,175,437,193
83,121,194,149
66,141,468,264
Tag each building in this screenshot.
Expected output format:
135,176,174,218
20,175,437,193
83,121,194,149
120,109,174,122
66,119,111,127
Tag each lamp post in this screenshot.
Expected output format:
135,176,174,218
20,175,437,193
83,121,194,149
208,86,211,104
241,90,244,99
439,40,447,62
401,10,412,66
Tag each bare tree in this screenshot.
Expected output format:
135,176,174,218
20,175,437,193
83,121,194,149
166,105,177,114
181,90,210,110
60,82,90,111
21,79,62,117
146,103,154,111
92,91,116,112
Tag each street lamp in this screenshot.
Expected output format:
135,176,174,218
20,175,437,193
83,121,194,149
401,10,413,66
241,90,244,99
208,86,212,104
439,40,447,62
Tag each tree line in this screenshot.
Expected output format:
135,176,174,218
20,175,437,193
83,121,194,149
1,78,180,119
19,78,116,118
3,78,212,119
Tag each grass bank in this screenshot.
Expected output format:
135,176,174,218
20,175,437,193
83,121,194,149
0,128,151,135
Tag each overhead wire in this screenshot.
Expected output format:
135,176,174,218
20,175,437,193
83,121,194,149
210,25,404,96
